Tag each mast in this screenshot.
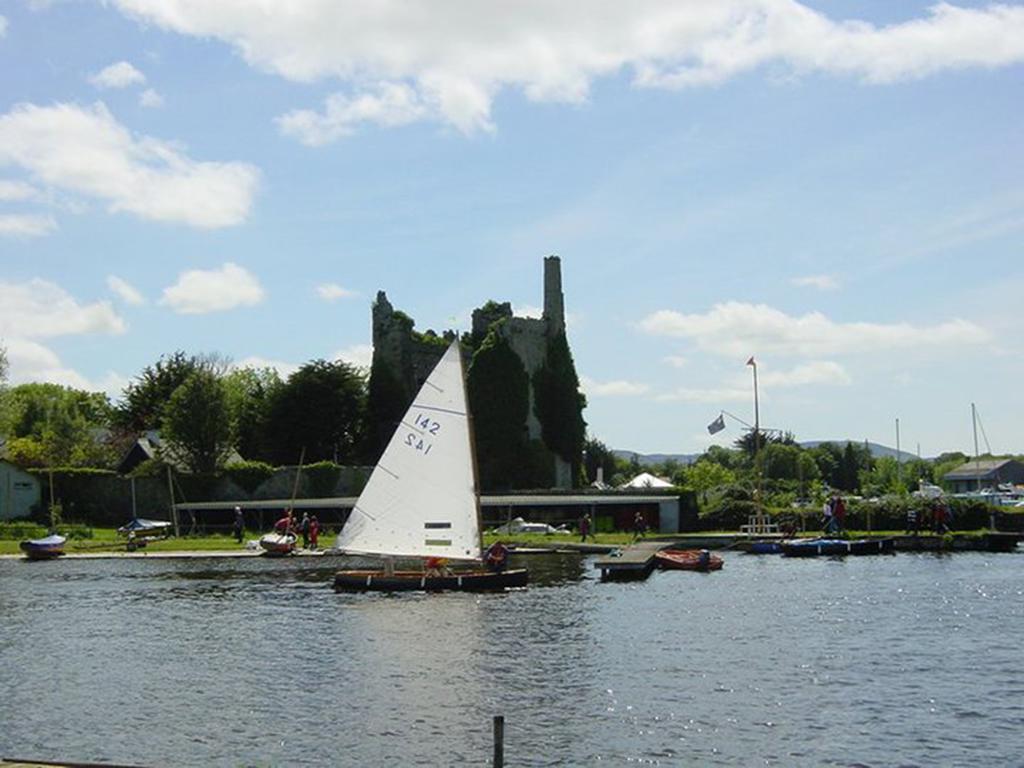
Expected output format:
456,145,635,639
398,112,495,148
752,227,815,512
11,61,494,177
458,342,485,558
972,402,981,492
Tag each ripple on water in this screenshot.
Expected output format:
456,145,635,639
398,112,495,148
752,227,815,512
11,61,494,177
2,552,1024,765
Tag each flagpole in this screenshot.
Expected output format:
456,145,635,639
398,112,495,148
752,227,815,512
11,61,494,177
748,356,761,503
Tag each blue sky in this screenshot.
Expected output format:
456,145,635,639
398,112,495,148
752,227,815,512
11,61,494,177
1,1,1022,458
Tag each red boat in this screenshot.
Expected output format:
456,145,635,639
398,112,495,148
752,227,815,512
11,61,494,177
655,549,723,572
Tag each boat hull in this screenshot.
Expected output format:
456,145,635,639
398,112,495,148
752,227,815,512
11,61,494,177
781,538,895,557
259,533,296,556
333,568,529,592
19,535,66,560
655,550,723,571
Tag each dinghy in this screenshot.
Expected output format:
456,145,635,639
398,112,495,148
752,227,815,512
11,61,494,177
19,534,66,560
334,341,528,593
259,532,296,556
117,518,172,540
654,549,723,571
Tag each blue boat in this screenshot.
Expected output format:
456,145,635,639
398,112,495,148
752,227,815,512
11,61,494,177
19,534,67,560
781,537,895,557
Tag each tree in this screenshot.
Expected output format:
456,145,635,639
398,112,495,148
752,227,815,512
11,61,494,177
264,359,367,465
582,436,618,486
0,344,8,386
115,351,201,434
222,366,281,462
0,382,114,467
684,459,736,503
161,369,234,474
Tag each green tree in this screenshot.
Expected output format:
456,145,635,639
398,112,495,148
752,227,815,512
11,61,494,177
161,369,233,474
222,365,281,462
0,382,114,467
264,359,367,465
532,332,587,482
684,459,737,503
115,351,201,434
581,436,618,486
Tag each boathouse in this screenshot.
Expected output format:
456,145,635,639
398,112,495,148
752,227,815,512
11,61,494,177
0,459,42,521
943,459,1024,494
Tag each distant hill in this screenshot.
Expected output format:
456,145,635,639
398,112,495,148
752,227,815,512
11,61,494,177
614,440,909,467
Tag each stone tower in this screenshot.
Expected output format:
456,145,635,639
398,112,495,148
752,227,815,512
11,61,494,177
370,255,577,488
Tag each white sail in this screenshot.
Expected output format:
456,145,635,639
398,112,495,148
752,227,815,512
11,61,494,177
336,341,481,560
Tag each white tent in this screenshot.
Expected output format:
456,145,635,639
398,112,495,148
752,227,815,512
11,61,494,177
619,472,674,489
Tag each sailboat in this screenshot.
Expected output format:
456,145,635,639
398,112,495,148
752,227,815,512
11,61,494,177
333,341,528,592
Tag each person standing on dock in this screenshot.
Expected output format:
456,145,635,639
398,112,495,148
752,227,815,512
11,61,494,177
579,513,591,542
632,511,647,541
309,514,320,550
232,506,245,543
832,495,846,533
822,497,834,534
298,511,311,549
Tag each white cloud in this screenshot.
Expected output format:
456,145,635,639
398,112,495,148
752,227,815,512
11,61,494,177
139,88,164,108
234,355,300,378
109,1,1024,141
106,275,145,305
0,15,7,38
4,338,128,396
0,213,56,238
758,361,851,387
278,83,429,146
638,302,990,357
0,180,40,201
316,282,357,301
333,344,373,368
580,376,649,397
791,274,839,291
0,101,259,228
90,61,146,89
0,278,125,337
160,262,265,315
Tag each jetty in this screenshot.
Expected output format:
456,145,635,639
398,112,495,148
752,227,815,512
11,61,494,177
593,540,666,581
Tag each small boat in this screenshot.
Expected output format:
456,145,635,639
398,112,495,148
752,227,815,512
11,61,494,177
655,549,723,571
117,518,172,540
334,342,528,593
259,532,296,556
780,537,895,557
737,540,783,554
19,534,67,560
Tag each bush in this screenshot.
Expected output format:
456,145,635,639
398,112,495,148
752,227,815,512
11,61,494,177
0,521,47,540
223,460,275,494
304,461,343,497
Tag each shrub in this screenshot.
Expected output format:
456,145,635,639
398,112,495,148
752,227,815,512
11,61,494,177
223,460,275,494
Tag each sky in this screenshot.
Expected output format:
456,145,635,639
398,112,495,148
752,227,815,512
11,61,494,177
1,1,1022,459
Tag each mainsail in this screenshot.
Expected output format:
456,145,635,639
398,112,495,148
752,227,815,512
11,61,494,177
336,341,482,560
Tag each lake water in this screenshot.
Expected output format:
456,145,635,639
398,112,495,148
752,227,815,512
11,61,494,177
1,550,1023,766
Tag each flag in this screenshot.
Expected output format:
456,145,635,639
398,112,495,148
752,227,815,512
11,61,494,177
707,414,726,435
746,356,756,366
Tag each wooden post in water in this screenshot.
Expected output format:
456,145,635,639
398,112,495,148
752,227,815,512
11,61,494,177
493,715,505,767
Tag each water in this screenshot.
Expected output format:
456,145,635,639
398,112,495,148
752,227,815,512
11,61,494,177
1,551,1023,766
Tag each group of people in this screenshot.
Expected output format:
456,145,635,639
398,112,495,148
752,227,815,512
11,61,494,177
822,494,847,535
271,509,322,549
906,500,952,535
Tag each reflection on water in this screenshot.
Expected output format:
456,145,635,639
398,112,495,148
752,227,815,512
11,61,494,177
1,551,1022,766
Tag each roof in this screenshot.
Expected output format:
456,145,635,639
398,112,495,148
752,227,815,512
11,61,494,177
619,471,674,489
943,459,1020,480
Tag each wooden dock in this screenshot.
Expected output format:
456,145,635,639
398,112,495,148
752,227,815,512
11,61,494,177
592,540,666,581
